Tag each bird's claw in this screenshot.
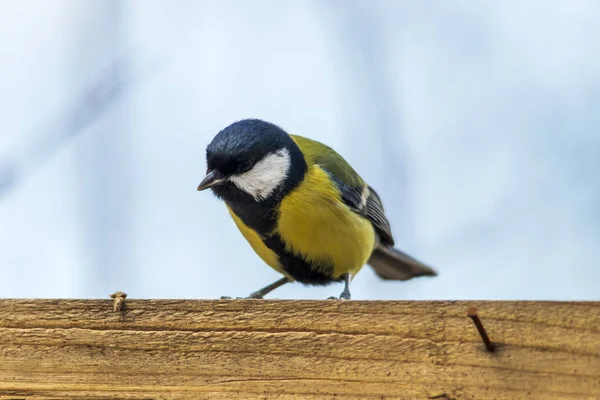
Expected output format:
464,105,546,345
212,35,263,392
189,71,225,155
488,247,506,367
327,294,351,300
220,295,263,300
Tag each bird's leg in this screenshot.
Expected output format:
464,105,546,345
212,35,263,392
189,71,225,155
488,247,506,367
220,277,290,299
248,277,290,298
327,273,352,300
339,273,352,300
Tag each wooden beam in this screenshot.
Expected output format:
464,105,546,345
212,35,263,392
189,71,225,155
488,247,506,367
0,300,598,399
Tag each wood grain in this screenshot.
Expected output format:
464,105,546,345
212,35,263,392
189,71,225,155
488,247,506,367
0,300,598,399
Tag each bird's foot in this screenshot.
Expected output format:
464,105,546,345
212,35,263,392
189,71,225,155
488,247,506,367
327,273,352,300
220,293,263,300
327,292,351,300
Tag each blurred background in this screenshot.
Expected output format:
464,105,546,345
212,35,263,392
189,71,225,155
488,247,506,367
0,0,598,300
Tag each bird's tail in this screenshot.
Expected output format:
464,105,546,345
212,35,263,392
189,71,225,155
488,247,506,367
367,245,438,281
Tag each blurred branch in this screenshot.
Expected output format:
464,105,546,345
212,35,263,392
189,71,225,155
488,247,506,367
426,196,532,263
0,162,16,198
0,50,160,202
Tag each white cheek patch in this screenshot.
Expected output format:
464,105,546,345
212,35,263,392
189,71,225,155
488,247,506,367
229,148,291,201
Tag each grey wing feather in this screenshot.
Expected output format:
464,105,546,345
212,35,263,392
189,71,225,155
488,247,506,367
363,186,395,246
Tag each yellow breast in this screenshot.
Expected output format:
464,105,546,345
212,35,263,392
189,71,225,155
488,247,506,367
226,164,376,281
277,164,376,278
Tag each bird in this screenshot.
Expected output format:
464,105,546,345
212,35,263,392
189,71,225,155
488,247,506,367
197,119,437,300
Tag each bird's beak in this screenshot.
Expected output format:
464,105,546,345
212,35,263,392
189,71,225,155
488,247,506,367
197,169,224,191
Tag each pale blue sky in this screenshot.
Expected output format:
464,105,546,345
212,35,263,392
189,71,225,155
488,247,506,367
0,1,598,300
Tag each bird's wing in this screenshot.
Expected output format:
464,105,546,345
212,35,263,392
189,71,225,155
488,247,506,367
290,135,395,246
361,185,394,246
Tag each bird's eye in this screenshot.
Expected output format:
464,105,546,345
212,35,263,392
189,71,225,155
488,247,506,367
239,161,252,173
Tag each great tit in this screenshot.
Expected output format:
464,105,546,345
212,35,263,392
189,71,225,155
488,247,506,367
197,119,437,299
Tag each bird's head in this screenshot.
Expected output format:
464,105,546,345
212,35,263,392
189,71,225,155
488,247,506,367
197,119,307,203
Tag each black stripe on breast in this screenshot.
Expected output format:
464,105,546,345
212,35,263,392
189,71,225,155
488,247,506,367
227,199,279,236
262,234,340,286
